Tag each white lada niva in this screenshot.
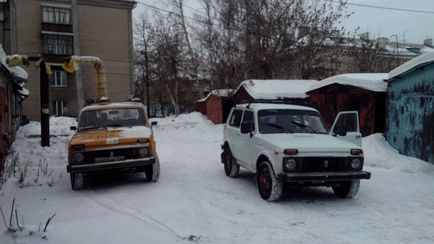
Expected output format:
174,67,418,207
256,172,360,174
221,103,371,201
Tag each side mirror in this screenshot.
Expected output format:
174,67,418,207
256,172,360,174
151,121,158,126
240,122,252,134
70,126,77,131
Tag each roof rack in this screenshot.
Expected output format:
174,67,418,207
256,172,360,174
85,97,145,106
242,98,310,106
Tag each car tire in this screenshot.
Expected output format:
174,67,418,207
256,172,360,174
257,161,283,202
332,180,360,198
70,173,84,191
223,147,239,178
145,157,160,182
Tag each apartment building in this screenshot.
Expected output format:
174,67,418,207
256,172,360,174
0,0,136,120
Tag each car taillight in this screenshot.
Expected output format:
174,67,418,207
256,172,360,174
284,149,298,155
137,138,148,143
350,149,363,155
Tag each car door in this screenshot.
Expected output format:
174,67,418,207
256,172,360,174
237,110,255,167
330,111,362,146
226,109,244,160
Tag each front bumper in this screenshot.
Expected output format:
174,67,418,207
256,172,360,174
280,171,371,183
67,157,155,174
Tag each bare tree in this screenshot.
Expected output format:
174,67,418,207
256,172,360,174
134,0,353,115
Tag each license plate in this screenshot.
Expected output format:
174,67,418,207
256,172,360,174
95,156,124,163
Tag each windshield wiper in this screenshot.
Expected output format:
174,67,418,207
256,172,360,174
105,124,127,127
266,122,293,133
291,121,319,134
79,126,106,131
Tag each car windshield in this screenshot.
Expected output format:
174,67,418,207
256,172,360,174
258,109,327,134
79,108,146,130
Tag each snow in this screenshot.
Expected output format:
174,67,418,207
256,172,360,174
8,66,28,81
309,73,388,92
196,89,233,103
18,88,29,97
420,46,434,54
118,126,152,138
235,79,318,99
388,52,434,80
1,115,434,243
362,133,434,174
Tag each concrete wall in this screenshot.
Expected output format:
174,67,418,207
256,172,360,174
386,63,434,163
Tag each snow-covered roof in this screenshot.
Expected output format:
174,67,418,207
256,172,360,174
18,88,29,97
309,73,388,92
9,66,28,80
0,44,7,68
235,79,319,99
388,52,434,80
197,89,233,102
0,44,29,81
236,102,318,112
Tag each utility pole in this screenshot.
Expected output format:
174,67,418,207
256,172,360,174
144,40,150,118
39,60,50,147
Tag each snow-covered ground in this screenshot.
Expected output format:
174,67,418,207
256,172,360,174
1,113,434,244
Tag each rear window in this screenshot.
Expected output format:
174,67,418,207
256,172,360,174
229,109,243,127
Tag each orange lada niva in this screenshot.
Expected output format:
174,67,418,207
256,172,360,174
67,99,159,190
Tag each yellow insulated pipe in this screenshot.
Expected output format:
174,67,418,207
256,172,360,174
62,55,108,99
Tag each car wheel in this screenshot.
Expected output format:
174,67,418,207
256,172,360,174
145,156,160,182
257,161,283,202
332,180,360,198
223,147,239,178
70,173,84,191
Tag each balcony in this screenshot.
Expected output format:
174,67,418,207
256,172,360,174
41,22,73,33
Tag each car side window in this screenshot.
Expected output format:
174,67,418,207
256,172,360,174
229,109,243,128
241,110,255,131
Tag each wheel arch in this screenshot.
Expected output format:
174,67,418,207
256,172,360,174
255,152,275,172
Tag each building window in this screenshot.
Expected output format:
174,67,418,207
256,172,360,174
53,100,67,116
43,34,73,55
42,6,71,24
51,70,67,87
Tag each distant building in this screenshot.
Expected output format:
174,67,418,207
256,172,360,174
386,52,434,163
0,0,136,120
307,73,388,136
324,33,434,76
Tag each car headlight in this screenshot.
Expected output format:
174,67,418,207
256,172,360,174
138,147,149,157
73,152,84,163
351,158,362,170
283,158,298,172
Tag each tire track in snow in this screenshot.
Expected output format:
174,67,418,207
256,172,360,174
83,189,181,238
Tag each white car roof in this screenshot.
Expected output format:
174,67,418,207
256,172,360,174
235,103,319,112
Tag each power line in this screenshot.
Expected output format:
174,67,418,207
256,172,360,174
333,1,434,15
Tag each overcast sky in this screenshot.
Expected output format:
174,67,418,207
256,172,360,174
133,0,434,44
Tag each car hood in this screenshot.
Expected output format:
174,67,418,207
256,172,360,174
70,126,152,148
260,133,360,153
